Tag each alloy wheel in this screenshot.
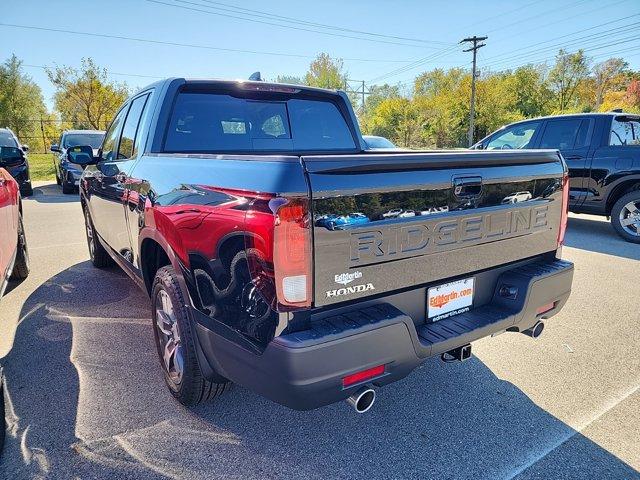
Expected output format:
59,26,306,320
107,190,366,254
618,200,640,237
154,289,185,386
84,209,95,258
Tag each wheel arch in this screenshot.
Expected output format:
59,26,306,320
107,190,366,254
606,176,640,215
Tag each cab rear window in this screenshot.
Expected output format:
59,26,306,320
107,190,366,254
164,92,356,153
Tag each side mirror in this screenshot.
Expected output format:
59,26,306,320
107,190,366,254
21,144,29,153
0,146,25,165
66,145,96,166
50,144,61,153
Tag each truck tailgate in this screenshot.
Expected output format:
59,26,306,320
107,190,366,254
303,150,565,307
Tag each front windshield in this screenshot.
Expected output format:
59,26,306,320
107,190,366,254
0,131,18,148
486,122,540,150
63,133,104,149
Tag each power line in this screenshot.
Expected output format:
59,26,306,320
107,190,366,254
482,14,640,63
191,0,452,46
484,23,640,68
148,0,445,49
366,0,600,86
486,37,640,71
0,22,412,63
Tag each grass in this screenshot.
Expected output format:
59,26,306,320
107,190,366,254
28,153,56,181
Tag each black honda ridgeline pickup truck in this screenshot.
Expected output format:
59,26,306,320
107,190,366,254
69,78,574,413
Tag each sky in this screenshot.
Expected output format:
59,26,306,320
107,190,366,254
2,0,640,109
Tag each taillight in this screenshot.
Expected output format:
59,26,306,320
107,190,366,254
557,171,569,246
272,198,312,309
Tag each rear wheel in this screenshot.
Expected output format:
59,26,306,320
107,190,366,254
83,206,113,267
152,265,228,406
21,184,33,197
611,191,640,244
10,214,29,281
55,168,62,185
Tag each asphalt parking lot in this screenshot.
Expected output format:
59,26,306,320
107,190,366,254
1,182,638,479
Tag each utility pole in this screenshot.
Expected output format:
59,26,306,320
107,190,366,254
460,35,487,147
344,79,370,114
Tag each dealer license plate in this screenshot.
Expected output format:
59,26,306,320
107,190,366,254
427,278,474,321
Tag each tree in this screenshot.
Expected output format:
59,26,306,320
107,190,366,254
593,58,628,109
46,58,129,130
548,49,590,112
366,97,423,148
304,53,346,90
0,54,47,147
364,83,401,112
509,65,552,118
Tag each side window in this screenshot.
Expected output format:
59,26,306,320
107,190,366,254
486,122,540,150
117,94,150,160
539,119,583,150
610,117,640,146
101,106,129,162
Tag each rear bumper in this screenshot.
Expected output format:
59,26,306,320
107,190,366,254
192,258,573,410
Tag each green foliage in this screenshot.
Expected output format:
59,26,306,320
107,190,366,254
0,55,48,150
548,49,590,112
27,153,56,181
46,58,129,130
304,53,346,89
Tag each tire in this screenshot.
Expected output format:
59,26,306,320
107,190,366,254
83,206,113,268
0,371,5,453
62,177,75,194
610,190,640,244
21,184,33,197
10,214,29,281
55,169,62,185
152,265,228,406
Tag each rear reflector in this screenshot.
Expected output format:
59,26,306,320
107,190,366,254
342,365,385,387
536,302,555,315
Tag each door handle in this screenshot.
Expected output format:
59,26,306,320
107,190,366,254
564,155,583,160
453,176,483,199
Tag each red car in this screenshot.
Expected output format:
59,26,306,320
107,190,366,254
0,166,29,299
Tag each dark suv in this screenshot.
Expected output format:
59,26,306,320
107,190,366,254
51,130,105,193
474,112,640,242
0,128,32,197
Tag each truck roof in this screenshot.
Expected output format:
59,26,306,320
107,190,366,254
506,111,640,125
136,77,341,98
62,129,106,135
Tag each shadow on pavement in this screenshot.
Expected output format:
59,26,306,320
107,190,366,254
1,262,637,479
564,216,640,261
25,183,80,204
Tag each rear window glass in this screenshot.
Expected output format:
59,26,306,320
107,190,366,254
0,131,18,148
164,92,355,152
610,117,640,146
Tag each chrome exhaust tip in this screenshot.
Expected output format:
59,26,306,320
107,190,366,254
522,321,545,339
346,386,376,414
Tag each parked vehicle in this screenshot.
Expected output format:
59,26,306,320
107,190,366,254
0,164,29,299
73,78,573,413
362,135,397,150
0,164,30,453
51,130,105,194
502,191,533,204
381,208,403,218
474,112,640,242
0,128,32,197
322,212,370,230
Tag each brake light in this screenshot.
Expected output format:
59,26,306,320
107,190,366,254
272,198,312,309
342,365,385,387
557,171,569,246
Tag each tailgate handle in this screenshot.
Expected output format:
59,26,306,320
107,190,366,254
453,176,482,199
